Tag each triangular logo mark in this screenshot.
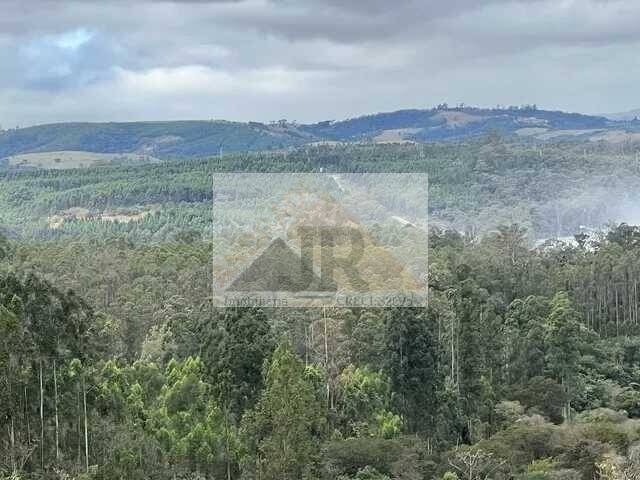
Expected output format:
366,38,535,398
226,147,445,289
227,237,337,292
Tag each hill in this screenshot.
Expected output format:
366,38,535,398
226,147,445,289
604,108,640,121
0,120,312,162
1,107,639,162
3,140,640,242
302,106,615,142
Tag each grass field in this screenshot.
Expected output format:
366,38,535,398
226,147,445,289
6,150,160,169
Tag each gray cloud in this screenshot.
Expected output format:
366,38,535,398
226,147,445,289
0,0,639,127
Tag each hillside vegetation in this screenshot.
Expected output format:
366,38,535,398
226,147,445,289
1,106,639,161
5,214,640,479
5,151,159,169
4,137,640,479
0,120,312,160
2,139,640,242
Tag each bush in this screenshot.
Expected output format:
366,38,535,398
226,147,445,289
321,438,401,478
574,408,627,424
579,422,630,451
338,466,390,480
494,401,526,430
441,473,459,480
513,377,567,424
481,423,559,472
614,388,640,417
559,438,609,480
525,457,557,478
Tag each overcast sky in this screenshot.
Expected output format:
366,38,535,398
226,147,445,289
1,0,639,127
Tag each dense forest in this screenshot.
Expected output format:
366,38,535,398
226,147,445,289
6,223,640,479
3,138,640,479
3,139,640,241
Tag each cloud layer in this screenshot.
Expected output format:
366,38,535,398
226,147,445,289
1,0,639,127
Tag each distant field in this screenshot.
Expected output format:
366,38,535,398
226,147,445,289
373,128,421,143
6,150,160,169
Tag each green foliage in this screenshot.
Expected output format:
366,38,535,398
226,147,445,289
200,308,274,416
0,235,9,261
382,308,441,434
148,357,236,476
523,458,557,480
7,138,640,479
0,120,309,160
242,344,326,480
337,465,391,480
512,377,568,424
614,387,640,417
0,108,616,163
337,365,400,438
544,292,583,416
4,140,640,245
320,436,431,479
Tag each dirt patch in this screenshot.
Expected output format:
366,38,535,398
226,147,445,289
48,209,151,229
516,127,549,136
100,212,149,223
373,128,422,143
517,116,549,127
435,111,483,127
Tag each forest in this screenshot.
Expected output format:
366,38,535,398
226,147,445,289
3,139,640,479
3,139,640,241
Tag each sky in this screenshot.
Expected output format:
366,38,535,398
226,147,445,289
1,0,639,127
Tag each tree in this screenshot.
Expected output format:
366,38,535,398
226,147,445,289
338,465,391,480
243,344,325,480
504,296,549,385
201,307,274,416
348,310,387,369
337,365,400,438
447,446,505,480
544,292,584,420
383,308,441,435
200,308,274,479
513,376,567,424
0,234,9,261
149,357,233,477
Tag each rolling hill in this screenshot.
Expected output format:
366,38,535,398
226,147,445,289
604,108,640,121
1,106,639,164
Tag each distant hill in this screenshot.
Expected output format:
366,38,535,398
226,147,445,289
302,107,615,142
1,107,638,163
0,120,312,161
604,109,640,121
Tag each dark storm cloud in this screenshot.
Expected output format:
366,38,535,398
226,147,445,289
217,0,537,43
1,0,639,127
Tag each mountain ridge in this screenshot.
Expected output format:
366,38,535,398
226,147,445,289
1,106,639,162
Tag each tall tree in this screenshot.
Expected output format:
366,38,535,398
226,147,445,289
544,291,584,420
201,308,274,417
243,344,325,480
383,308,441,435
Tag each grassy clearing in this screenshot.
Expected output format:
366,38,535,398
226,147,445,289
6,150,159,169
